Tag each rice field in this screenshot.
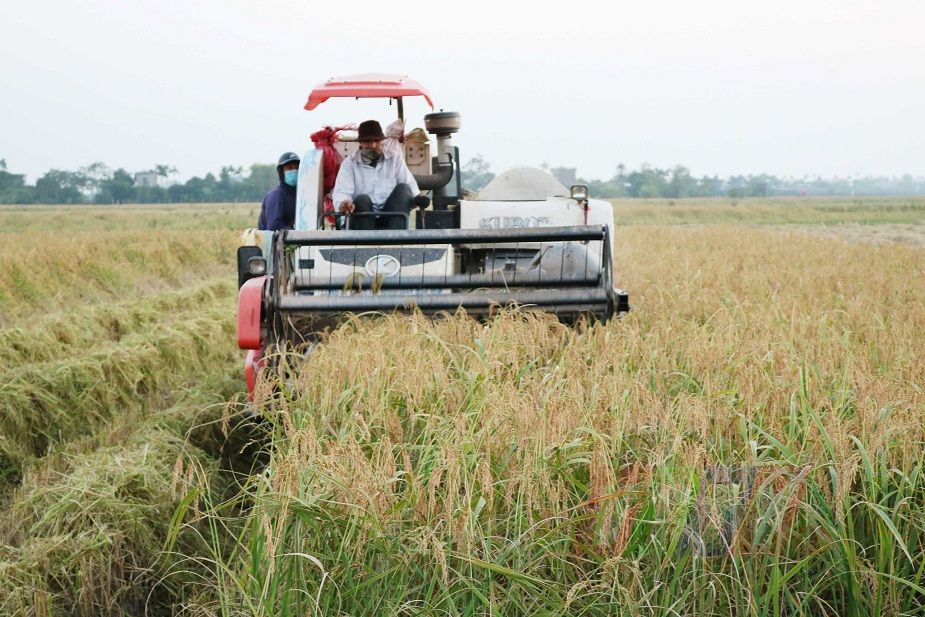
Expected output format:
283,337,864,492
0,199,923,615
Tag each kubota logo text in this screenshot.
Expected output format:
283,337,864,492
479,216,553,229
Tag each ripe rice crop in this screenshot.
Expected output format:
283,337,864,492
0,203,257,233
0,229,236,325
1,201,922,615
610,196,925,226
0,278,232,366
195,225,925,616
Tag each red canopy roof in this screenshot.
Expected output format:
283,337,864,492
305,73,434,111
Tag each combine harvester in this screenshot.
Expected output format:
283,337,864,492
237,74,629,398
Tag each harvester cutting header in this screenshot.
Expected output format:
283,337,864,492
237,73,629,397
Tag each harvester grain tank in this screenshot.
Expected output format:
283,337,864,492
237,74,629,398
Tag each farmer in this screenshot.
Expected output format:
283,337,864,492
332,120,419,230
257,152,300,231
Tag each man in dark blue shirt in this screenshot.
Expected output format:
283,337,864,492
257,152,300,231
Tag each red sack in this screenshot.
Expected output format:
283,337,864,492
310,126,351,225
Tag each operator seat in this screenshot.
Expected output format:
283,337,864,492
324,126,430,230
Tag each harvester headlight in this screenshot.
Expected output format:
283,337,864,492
570,184,589,202
247,256,267,276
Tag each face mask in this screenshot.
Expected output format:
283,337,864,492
283,169,299,186
361,149,381,165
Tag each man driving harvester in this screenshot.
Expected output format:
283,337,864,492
332,119,420,230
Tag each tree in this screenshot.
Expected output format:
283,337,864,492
0,160,33,204
696,175,723,197
154,164,177,176
78,162,111,197
181,172,220,202
134,185,167,203
625,165,668,198
583,173,624,198
154,164,178,181
665,165,698,198
96,168,135,203
247,163,277,188
167,182,188,203
460,155,495,192
0,167,25,191
220,165,244,182
746,175,771,197
231,163,277,203
35,170,86,203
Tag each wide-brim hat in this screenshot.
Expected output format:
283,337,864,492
357,120,385,142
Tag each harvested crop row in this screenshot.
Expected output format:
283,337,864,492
0,277,234,365
0,374,244,616
0,302,237,486
214,227,925,615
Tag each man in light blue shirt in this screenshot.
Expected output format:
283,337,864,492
332,120,419,230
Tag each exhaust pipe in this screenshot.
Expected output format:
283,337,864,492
413,162,453,191
413,111,461,192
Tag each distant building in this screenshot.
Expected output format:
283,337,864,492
551,167,576,186
134,171,158,187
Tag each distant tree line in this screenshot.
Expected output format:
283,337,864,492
577,164,925,198
2,156,925,204
461,157,925,199
0,159,278,205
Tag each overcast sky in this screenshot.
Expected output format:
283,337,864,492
2,0,924,182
